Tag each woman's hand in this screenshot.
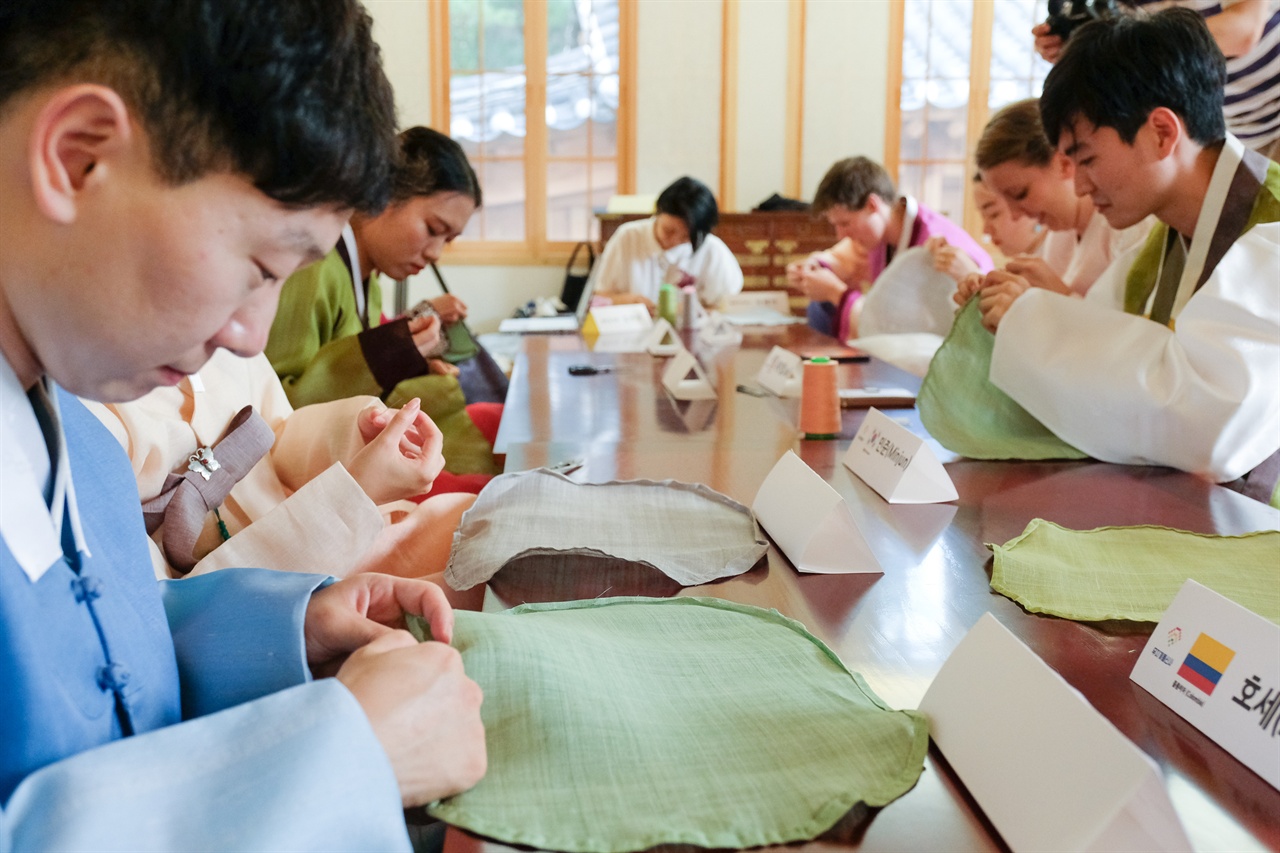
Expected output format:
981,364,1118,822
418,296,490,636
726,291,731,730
347,398,445,504
430,294,468,324
926,236,980,283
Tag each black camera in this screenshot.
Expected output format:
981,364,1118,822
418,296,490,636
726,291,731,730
1045,0,1123,43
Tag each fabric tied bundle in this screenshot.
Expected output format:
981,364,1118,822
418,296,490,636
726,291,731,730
139,406,274,574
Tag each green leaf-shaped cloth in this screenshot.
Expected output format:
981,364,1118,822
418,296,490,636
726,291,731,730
918,299,1087,461
412,597,928,852
991,518,1280,624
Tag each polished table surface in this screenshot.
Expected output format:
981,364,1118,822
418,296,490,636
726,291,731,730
448,325,1280,853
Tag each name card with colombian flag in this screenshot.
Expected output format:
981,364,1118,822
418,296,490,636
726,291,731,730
843,408,956,504
1130,579,1280,790
921,614,1192,852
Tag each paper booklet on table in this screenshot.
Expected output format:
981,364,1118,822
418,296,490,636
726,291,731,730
843,408,956,504
751,450,881,574
660,347,717,400
582,303,653,337
755,346,803,397
920,614,1192,853
643,318,682,356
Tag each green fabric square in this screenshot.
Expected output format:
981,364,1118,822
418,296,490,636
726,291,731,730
990,518,1280,623
918,300,1087,461
412,597,928,852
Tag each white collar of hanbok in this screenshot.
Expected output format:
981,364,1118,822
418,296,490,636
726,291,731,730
896,196,920,259
340,223,365,320
0,356,90,582
1174,133,1248,317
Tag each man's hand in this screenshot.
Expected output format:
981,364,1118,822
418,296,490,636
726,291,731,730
337,631,486,806
953,271,986,307
1032,21,1063,64
926,236,980,283
795,261,851,305
1005,255,1072,295
347,398,445,504
427,358,460,377
430,294,468,325
977,271,1032,332
409,314,443,361
305,573,456,667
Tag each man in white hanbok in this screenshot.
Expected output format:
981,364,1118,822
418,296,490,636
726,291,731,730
975,8,1280,503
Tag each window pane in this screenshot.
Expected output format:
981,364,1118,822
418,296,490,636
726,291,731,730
450,0,481,73
547,159,616,242
925,99,969,161
898,163,923,203
920,161,966,222
990,0,1051,108
926,0,973,81
466,159,525,242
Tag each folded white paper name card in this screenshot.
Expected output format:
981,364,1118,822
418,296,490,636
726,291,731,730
697,312,743,347
920,613,1192,852
583,303,653,337
1131,579,1280,790
756,346,803,397
751,450,881,574
720,289,791,315
660,347,717,400
643,318,682,356
843,407,956,504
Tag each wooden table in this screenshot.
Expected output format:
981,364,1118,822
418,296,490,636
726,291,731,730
449,325,1280,853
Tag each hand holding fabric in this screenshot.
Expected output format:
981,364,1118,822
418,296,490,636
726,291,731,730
1005,254,1072,295
431,294,468,324
409,313,444,361
307,572,456,664
347,398,445,504
926,236,980,283
977,270,1032,332
336,630,487,806
953,271,986,307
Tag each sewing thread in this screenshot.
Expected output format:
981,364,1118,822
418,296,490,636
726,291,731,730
799,357,841,439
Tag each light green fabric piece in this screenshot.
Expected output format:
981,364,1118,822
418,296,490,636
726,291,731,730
918,300,1088,461
412,597,927,852
991,518,1280,624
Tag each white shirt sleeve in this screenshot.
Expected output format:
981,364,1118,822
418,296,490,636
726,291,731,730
990,223,1280,481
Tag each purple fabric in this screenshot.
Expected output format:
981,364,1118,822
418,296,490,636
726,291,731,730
835,202,992,342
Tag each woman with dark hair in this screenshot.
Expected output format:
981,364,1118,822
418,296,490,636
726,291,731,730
591,176,744,309
266,126,501,488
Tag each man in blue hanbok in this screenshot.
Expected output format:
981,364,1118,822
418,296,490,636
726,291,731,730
0,1,486,849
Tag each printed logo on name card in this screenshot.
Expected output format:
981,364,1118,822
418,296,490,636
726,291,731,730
1175,633,1235,697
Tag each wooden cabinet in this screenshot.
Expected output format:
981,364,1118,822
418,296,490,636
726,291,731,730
596,211,834,313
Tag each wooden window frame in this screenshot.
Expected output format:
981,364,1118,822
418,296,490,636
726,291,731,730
884,0,996,239
429,0,637,266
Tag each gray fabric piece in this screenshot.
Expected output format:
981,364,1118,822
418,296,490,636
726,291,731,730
858,246,959,337
445,469,769,590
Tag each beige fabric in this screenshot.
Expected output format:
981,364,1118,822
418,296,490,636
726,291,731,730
1038,212,1154,296
87,350,384,579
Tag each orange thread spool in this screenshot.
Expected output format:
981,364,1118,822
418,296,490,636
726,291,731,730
799,357,841,439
